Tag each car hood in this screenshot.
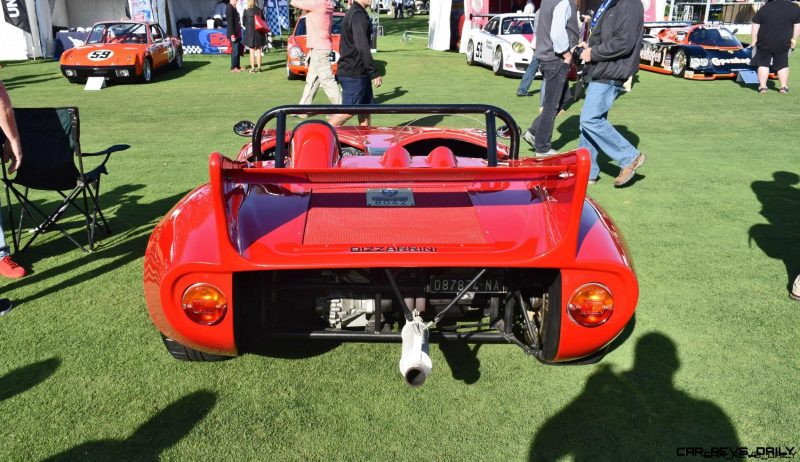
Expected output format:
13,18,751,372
503,33,534,47
61,43,141,66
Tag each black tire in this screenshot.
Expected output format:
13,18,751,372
161,334,231,361
172,49,183,69
492,47,504,75
671,49,687,77
286,65,299,80
466,40,475,65
141,58,153,83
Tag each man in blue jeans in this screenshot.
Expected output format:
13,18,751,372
330,0,382,126
577,0,645,186
522,0,578,157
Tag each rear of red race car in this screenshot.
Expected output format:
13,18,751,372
144,105,638,385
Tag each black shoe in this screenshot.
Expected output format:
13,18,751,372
516,92,528,97
0,298,13,316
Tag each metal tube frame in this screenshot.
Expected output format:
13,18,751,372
251,104,521,168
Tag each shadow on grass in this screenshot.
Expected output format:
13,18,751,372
3,74,64,90
246,340,342,359
44,390,217,461
4,184,190,306
529,332,740,461
748,171,800,293
374,85,408,103
438,341,481,384
0,357,60,402
151,60,210,83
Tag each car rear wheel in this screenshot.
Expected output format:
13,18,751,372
671,49,687,77
492,47,504,75
161,334,231,361
141,58,153,83
466,40,475,65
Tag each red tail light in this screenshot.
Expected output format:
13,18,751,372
567,283,613,327
182,283,228,325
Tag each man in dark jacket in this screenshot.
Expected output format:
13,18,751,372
226,0,242,72
330,0,382,126
576,0,644,186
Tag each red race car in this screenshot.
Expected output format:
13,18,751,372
286,13,344,80
60,21,183,84
144,105,638,386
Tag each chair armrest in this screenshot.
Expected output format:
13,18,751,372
82,144,130,157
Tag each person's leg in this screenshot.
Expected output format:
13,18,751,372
256,48,263,70
231,41,241,70
778,67,789,90
358,77,373,126
0,214,25,279
249,47,256,72
773,51,790,91
315,49,342,104
299,51,322,105
579,81,638,170
757,66,770,90
530,60,568,154
517,57,539,96
330,76,365,126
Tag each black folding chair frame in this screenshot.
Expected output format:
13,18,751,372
1,107,126,253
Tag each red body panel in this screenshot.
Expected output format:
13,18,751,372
145,122,638,362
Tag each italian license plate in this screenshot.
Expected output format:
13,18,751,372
427,277,506,293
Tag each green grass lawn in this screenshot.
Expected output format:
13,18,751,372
1,15,799,461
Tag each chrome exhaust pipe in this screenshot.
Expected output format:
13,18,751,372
399,316,432,387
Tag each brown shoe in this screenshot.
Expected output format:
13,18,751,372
614,152,646,187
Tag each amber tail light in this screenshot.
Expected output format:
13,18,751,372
182,283,228,325
567,283,614,327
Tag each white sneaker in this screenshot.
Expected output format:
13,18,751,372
791,274,800,301
535,149,558,157
523,130,535,148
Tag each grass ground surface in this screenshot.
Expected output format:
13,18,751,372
1,15,798,461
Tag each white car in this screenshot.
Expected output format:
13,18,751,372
465,14,536,76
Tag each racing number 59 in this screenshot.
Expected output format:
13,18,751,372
88,50,111,60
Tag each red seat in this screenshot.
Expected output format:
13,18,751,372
380,145,411,168
289,121,339,169
426,146,457,167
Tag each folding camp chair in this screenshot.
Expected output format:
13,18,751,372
0,107,128,253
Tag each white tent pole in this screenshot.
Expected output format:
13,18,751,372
668,0,675,21
703,0,710,23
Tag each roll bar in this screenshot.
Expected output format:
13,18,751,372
251,104,520,168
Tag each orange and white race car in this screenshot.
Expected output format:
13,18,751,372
60,21,183,84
